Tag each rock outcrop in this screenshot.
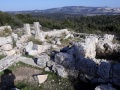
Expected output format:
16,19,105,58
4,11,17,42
35,54,50,68
95,84,116,90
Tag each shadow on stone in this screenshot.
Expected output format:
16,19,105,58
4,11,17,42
68,76,96,90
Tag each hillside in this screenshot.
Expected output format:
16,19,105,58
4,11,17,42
8,6,120,16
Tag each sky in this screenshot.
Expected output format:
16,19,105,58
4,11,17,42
0,0,120,11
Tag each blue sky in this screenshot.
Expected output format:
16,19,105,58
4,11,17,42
0,0,120,11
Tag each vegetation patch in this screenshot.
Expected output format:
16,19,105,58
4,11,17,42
28,36,43,45
0,62,73,90
0,28,12,37
0,55,6,60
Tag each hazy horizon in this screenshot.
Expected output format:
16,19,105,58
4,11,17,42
0,0,120,11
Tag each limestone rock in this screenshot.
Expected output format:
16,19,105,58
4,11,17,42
0,36,12,46
103,34,114,42
33,74,48,85
52,63,68,78
64,33,74,39
74,36,98,59
67,47,75,55
44,67,50,72
33,44,51,54
67,69,79,78
28,50,38,56
0,55,20,72
1,44,13,51
55,38,61,45
4,49,16,56
25,41,39,56
11,33,18,41
25,41,33,53
95,84,116,90
97,61,111,81
96,34,114,58
25,42,52,56
76,57,97,79
34,22,45,41
55,52,75,69
24,23,31,37
36,74,48,84
112,63,120,85
46,60,55,68
35,54,50,68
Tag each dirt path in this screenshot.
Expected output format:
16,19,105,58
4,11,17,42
13,66,42,82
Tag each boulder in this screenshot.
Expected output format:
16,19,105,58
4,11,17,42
76,57,97,79
112,63,120,85
37,74,48,84
1,44,13,51
33,74,48,85
25,42,52,56
67,69,79,78
52,63,68,78
96,34,114,59
35,54,50,68
44,67,50,72
34,22,45,41
25,41,33,53
28,50,38,56
33,44,51,54
11,33,18,41
46,60,55,68
55,38,61,45
95,84,116,90
3,49,16,56
24,23,31,37
55,52,75,69
97,61,111,81
103,34,114,42
51,45,60,51
0,36,12,46
67,47,75,56
64,33,74,39
74,36,98,59
24,42,38,56
56,39,61,45
0,55,20,72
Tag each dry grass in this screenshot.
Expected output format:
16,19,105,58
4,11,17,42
0,28,12,37
28,36,43,45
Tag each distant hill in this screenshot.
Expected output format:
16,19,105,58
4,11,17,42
7,6,120,16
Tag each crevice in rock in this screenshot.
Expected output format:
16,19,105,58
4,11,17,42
96,48,120,61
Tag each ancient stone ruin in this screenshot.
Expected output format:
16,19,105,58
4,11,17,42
0,22,120,90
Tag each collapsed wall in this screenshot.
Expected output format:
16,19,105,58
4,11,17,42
42,34,120,87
